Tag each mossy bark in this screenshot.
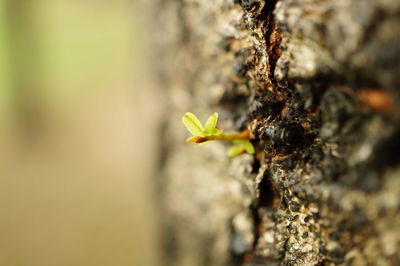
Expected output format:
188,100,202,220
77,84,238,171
151,0,400,265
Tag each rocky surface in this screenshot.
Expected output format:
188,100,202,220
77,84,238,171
152,0,400,265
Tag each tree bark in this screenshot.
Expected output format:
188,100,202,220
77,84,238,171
152,0,400,265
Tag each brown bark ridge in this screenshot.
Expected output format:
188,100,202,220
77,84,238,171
152,0,400,265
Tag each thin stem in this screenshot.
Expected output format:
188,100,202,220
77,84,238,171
191,130,250,143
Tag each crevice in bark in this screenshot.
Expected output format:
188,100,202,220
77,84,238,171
259,0,281,85
234,1,287,264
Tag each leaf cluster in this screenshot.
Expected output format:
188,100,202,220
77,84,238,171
227,140,255,157
182,112,222,141
182,112,254,156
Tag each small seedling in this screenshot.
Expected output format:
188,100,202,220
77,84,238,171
182,112,255,156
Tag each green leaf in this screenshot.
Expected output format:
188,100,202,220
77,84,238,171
244,140,255,154
227,145,245,157
204,112,218,136
182,112,205,136
228,140,254,156
213,128,223,136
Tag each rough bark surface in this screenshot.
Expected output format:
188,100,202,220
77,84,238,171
153,0,400,265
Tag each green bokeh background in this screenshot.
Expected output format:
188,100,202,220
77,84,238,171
0,1,160,265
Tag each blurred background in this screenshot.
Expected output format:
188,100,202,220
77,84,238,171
0,0,161,265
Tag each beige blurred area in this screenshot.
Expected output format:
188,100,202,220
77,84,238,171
0,0,160,265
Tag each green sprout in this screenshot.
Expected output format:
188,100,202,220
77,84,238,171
182,112,255,157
